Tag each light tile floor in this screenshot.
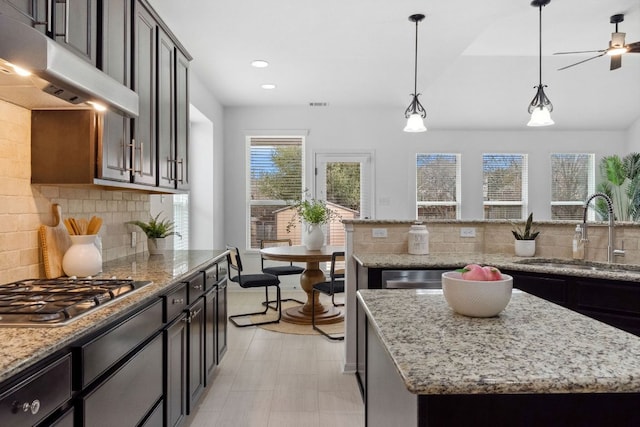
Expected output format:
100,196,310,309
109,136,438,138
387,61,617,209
188,290,364,427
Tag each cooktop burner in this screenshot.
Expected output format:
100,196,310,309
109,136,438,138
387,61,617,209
0,278,151,327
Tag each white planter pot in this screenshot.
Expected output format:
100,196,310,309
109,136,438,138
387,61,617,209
148,237,172,255
514,240,536,257
303,223,325,250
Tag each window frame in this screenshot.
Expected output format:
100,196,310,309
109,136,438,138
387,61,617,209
246,135,306,250
550,153,595,221
415,153,461,220
482,153,528,220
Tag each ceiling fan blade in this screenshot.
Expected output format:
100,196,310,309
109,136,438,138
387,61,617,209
610,55,622,70
558,52,607,71
554,49,606,55
627,41,640,53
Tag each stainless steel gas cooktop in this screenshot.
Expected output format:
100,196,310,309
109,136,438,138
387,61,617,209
0,278,151,327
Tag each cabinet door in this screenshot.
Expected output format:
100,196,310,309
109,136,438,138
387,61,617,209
188,298,205,413
204,288,217,385
132,1,157,186
509,272,568,306
100,0,131,182
165,314,187,427
0,0,46,32
175,50,190,190
157,28,176,189
53,0,98,65
216,279,228,361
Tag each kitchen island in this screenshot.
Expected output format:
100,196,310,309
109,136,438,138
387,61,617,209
358,289,640,427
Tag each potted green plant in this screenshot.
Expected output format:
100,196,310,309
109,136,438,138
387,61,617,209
128,212,181,254
511,212,540,257
286,198,340,250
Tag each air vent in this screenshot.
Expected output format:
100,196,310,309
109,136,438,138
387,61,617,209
309,102,329,107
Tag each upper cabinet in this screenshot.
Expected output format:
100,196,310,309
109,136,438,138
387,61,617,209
0,0,98,65
30,0,192,193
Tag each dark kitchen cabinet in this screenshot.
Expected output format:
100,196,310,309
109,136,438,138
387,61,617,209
204,286,218,383
175,50,190,191
100,0,132,182
52,0,98,65
132,0,157,186
187,297,205,412
507,270,640,337
0,0,46,31
0,0,98,65
217,276,228,361
165,312,187,427
157,26,175,189
0,353,71,427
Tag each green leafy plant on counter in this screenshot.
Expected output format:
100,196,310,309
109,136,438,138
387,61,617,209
127,212,182,239
511,212,540,240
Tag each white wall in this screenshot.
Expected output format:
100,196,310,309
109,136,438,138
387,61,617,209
627,116,640,153
223,106,627,251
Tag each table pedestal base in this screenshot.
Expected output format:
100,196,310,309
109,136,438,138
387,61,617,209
282,305,343,325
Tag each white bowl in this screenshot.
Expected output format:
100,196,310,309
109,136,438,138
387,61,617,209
441,271,513,317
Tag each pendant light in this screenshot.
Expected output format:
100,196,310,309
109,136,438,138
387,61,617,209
404,14,427,132
527,0,554,127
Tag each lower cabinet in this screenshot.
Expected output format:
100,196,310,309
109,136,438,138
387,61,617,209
165,312,188,427
80,333,163,427
508,270,640,336
204,286,218,384
217,277,228,361
187,297,206,413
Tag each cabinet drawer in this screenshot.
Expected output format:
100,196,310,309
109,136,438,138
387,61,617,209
75,299,163,389
164,283,188,322
0,354,71,427
82,333,163,427
204,264,218,292
187,273,205,304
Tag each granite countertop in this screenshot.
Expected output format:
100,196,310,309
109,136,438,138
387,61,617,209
358,289,640,395
0,249,227,383
353,252,640,282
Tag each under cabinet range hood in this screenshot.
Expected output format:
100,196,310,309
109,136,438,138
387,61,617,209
0,14,138,118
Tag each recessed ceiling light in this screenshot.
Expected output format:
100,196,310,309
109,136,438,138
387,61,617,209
251,60,269,68
261,84,276,90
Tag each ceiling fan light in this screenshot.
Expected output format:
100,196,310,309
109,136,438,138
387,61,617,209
404,113,427,132
607,46,629,56
527,106,554,127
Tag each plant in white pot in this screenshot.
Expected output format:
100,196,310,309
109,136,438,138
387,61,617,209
286,197,340,250
128,212,181,255
511,212,540,257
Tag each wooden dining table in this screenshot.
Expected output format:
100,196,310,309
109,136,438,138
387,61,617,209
260,245,344,325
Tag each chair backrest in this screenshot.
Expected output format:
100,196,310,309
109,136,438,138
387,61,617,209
226,245,243,280
330,251,345,281
260,239,295,269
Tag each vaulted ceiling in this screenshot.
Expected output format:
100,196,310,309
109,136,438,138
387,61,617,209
148,0,640,131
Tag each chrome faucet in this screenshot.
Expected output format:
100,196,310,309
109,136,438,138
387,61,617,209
582,193,625,263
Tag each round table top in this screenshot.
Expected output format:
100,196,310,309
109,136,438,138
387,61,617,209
260,245,343,262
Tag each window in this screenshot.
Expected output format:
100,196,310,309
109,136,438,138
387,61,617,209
483,153,528,219
416,153,461,219
173,194,189,250
248,136,304,249
550,153,594,220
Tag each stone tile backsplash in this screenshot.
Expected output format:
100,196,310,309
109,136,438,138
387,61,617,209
0,101,150,283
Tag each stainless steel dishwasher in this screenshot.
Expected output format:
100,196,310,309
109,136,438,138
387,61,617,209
380,269,448,289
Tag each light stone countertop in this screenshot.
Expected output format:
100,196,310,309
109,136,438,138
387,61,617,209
358,289,640,395
353,253,640,282
0,250,227,384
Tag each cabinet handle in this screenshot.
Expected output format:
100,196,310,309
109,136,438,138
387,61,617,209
137,140,144,177
192,283,202,290
46,0,53,33
192,308,202,317
127,139,136,173
172,298,184,305
54,0,68,39
178,158,185,184
14,399,41,415
166,157,175,182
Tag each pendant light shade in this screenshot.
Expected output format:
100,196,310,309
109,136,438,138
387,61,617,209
404,14,427,133
527,0,554,127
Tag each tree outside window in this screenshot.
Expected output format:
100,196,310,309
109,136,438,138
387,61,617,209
483,154,527,219
416,154,460,219
550,153,594,220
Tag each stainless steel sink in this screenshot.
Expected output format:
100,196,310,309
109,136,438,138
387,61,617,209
514,258,640,273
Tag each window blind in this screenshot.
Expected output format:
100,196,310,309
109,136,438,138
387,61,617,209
550,153,594,220
483,153,528,219
416,153,460,219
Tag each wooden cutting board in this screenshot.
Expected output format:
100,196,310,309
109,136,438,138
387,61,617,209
39,204,72,278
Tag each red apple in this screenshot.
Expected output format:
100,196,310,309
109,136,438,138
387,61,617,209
482,266,502,281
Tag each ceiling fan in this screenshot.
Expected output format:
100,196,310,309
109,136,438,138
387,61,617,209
554,13,640,71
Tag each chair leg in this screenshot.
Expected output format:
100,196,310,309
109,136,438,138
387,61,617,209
263,285,304,311
312,289,344,341
331,293,345,307
229,285,282,328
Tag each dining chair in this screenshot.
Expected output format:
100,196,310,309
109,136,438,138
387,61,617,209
226,245,282,327
311,251,345,340
260,239,305,310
